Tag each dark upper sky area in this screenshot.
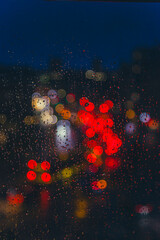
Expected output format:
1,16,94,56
0,0,160,69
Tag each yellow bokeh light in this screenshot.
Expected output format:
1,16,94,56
55,104,64,114
94,72,106,81
85,70,95,79
76,199,88,209
24,116,33,125
32,97,47,111
126,109,136,119
40,112,54,125
36,174,44,183
31,115,40,125
0,131,7,145
0,114,7,124
75,209,87,219
58,89,66,98
0,201,22,216
59,152,69,161
61,168,73,179
125,100,134,109
34,163,43,173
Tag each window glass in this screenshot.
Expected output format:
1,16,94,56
0,1,159,239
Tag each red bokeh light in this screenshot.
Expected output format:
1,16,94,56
79,97,122,170
77,110,86,117
105,157,120,170
93,158,103,167
89,164,99,173
106,134,122,149
86,128,95,138
105,147,118,155
135,204,143,213
41,172,51,182
66,93,75,103
105,118,114,128
87,139,98,148
27,159,37,169
79,97,89,106
85,102,95,112
40,190,50,210
93,146,103,156
102,128,113,142
135,204,153,213
105,100,114,109
87,153,97,163
93,118,106,132
91,181,99,190
41,161,50,171
7,194,24,205
79,111,94,126
99,103,109,113
27,171,36,181
82,138,88,147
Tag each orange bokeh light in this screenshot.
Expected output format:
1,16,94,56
93,146,103,156
7,194,24,205
97,180,107,189
93,157,103,167
148,119,159,130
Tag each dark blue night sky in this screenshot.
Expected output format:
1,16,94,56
0,0,160,69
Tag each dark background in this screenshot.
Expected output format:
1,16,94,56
0,1,160,240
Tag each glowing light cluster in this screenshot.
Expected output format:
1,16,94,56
27,159,51,183
91,179,107,190
85,70,106,81
135,204,153,215
30,89,77,127
7,193,24,206
78,97,122,171
124,92,159,136
75,198,88,219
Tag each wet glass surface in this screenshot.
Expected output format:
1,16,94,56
0,1,160,239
